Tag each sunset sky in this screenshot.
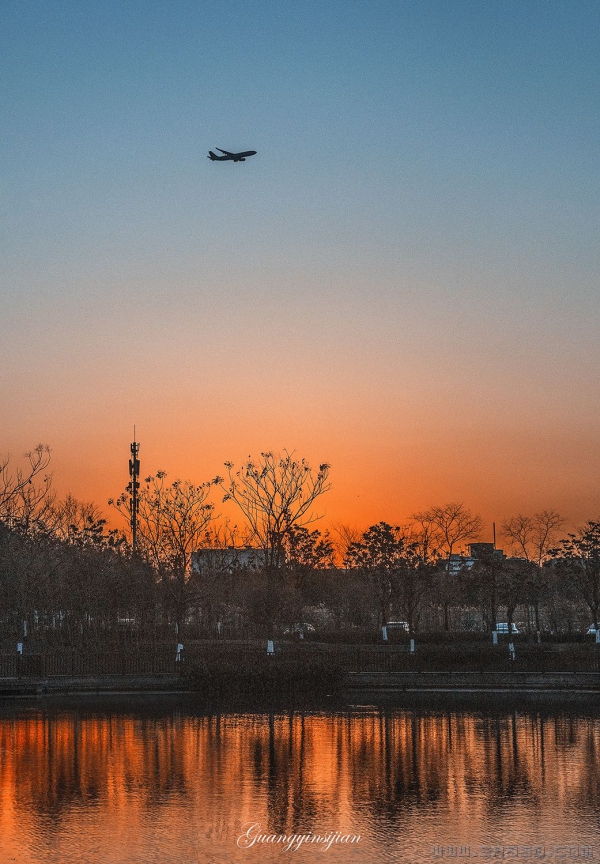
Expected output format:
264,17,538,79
2,0,599,537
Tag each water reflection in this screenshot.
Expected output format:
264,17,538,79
0,697,598,863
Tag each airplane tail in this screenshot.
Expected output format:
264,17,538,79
208,151,218,160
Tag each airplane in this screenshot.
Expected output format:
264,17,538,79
208,148,257,163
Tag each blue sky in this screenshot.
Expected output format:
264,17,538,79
3,0,597,275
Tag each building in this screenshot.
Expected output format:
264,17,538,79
191,547,266,576
445,543,506,574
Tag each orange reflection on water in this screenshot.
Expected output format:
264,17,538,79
0,703,598,864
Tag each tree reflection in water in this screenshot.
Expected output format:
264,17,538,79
0,698,598,864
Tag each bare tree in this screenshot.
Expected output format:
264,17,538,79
330,522,363,566
47,494,106,542
405,516,443,566
221,451,331,632
0,445,53,529
501,510,565,632
200,520,255,551
501,510,565,566
413,502,483,559
412,502,483,630
221,451,331,571
110,471,220,634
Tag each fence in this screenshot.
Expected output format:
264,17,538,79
259,643,600,674
0,651,178,678
0,642,599,678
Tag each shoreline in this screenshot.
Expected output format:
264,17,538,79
0,670,598,699
344,670,600,692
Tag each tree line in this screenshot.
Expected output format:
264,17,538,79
0,444,599,647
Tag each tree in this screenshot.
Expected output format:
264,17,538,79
0,521,55,641
458,544,501,632
413,502,483,560
221,451,331,632
51,537,155,645
284,525,335,577
408,513,444,565
501,510,565,567
221,451,331,571
501,510,565,631
330,523,363,567
282,525,336,620
48,494,125,548
345,522,426,634
551,521,600,630
110,471,220,634
187,521,259,631
462,547,537,634
496,557,537,636
0,445,53,531
412,502,483,630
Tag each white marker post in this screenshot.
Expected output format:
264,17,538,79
492,631,498,645
382,625,388,642
267,640,275,655
410,639,415,655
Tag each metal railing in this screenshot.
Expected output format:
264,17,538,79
0,642,598,678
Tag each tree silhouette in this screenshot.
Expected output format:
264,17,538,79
111,471,220,634
0,445,53,531
501,510,565,631
412,502,483,630
345,522,426,633
221,451,331,571
221,451,330,632
551,521,600,630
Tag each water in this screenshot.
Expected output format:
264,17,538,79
0,694,598,863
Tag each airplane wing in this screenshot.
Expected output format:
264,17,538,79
216,148,233,156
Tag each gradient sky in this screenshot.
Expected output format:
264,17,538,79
2,0,599,536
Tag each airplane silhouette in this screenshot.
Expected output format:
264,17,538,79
208,148,257,163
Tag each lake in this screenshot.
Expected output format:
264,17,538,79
0,694,598,863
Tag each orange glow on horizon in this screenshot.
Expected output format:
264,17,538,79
37,422,600,542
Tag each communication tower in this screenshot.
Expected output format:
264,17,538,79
129,432,140,554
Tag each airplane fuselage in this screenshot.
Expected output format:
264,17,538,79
208,149,257,162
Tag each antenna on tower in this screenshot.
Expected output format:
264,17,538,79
129,429,140,554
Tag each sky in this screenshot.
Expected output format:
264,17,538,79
1,0,599,538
